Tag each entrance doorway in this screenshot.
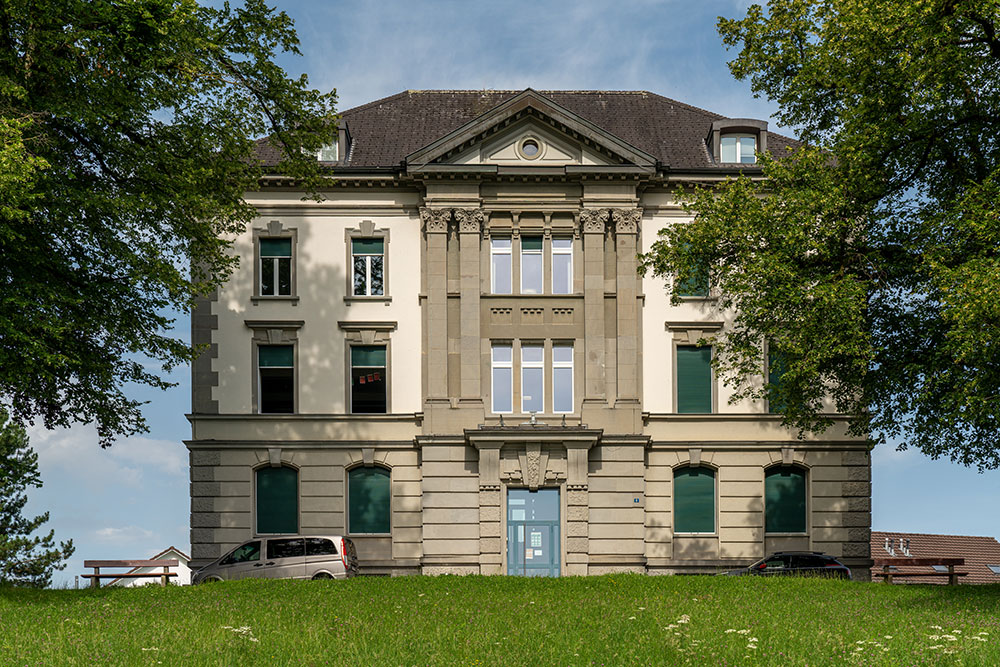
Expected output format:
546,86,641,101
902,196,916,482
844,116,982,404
507,488,560,577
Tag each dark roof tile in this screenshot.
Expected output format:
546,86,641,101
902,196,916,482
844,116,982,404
254,89,799,171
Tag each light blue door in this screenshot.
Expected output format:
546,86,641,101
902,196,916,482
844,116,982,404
507,488,560,577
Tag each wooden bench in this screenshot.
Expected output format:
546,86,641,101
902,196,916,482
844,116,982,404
82,560,179,588
872,557,967,585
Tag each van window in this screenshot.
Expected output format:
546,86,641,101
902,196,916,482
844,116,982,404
305,538,338,556
267,538,305,559
220,541,261,565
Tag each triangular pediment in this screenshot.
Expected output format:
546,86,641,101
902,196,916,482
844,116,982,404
405,89,657,172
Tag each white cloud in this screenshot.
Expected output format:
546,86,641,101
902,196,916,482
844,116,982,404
28,422,186,490
95,526,155,543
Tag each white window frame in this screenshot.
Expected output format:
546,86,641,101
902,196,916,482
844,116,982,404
351,240,384,297
520,236,543,294
552,343,574,413
491,343,513,413
302,140,338,162
521,344,544,414
551,238,573,294
259,239,292,297
720,133,757,164
491,239,512,294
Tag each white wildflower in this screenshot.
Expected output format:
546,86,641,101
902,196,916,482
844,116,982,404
970,636,987,642
943,635,958,642
664,624,678,630
929,635,941,640
628,616,636,620
725,629,737,634
978,631,989,636
928,645,943,650
883,635,893,639
747,644,757,650
749,638,758,643
737,629,750,635
953,630,963,634
931,625,943,630
141,648,160,652
637,607,645,611
677,614,691,624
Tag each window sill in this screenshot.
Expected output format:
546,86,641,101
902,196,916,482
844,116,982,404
344,296,392,305
764,532,809,537
675,295,717,302
251,295,300,305
346,533,391,538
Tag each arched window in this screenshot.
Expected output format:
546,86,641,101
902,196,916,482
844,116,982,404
765,467,807,533
348,466,391,534
673,466,716,533
256,466,298,534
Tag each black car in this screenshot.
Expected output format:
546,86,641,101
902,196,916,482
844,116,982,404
720,552,852,579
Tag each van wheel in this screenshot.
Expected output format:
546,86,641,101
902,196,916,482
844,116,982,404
200,576,223,584
312,572,333,580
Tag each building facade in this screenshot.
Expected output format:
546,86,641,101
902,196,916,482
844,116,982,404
187,89,873,578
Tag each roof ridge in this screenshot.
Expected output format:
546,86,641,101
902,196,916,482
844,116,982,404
873,530,1000,540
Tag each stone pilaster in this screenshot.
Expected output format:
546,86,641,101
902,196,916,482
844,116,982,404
478,444,503,574
455,208,485,404
565,444,591,575
421,207,450,402
611,208,641,410
580,209,608,406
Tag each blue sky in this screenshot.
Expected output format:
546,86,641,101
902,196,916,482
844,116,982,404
25,0,1000,587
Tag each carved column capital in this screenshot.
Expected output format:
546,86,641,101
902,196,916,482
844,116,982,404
420,207,451,233
579,208,609,234
454,208,486,233
610,208,641,234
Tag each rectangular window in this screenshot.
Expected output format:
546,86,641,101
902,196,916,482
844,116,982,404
521,344,543,413
258,345,294,414
350,345,386,413
520,237,543,294
492,344,513,413
551,238,573,294
491,239,512,294
720,134,757,164
674,467,716,533
676,345,712,413
259,238,292,296
352,238,384,296
767,350,788,414
552,344,574,413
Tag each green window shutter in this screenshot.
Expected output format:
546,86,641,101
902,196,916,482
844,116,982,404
677,345,712,413
260,237,291,257
351,345,386,367
349,467,391,533
256,466,298,534
674,467,715,533
765,468,807,533
258,345,293,367
352,238,384,254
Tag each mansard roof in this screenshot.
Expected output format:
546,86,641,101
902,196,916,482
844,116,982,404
253,89,799,172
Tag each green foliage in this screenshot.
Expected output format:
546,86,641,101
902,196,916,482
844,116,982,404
0,0,337,445
0,410,74,588
643,1,1000,468
2,575,1000,664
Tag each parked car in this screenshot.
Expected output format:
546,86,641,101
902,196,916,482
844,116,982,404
720,551,851,579
193,536,359,583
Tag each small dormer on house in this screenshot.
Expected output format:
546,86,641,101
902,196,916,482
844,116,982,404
708,118,769,165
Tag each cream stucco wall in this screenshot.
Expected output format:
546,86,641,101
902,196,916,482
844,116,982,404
212,190,422,414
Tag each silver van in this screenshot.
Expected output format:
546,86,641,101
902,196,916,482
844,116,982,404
193,536,359,583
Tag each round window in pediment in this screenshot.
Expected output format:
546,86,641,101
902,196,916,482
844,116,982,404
518,137,542,160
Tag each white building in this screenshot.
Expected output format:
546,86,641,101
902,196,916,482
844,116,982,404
187,89,872,578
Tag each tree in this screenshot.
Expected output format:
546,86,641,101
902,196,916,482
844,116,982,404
0,410,74,587
641,0,1000,469
0,0,337,445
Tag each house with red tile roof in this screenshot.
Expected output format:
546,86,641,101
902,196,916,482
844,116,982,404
872,531,1000,584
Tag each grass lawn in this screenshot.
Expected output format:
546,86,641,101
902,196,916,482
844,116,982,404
2,575,999,666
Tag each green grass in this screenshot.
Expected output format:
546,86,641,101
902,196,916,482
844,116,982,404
2,575,999,666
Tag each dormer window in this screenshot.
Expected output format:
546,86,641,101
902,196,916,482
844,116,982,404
721,134,757,164
302,140,338,162
708,119,767,166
